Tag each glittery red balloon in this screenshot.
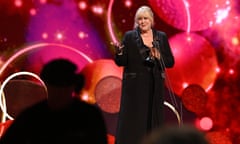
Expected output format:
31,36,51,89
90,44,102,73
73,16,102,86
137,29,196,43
166,32,218,96
81,59,123,113
95,76,122,113
148,0,233,31
210,13,240,57
181,84,208,115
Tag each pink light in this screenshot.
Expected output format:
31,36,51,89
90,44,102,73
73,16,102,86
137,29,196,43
216,67,221,73
92,6,103,15
78,1,87,10
182,82,189,89
78,32,87,39
14,0,22,7
82,95,88,101
229,69,234,75
232,37,239,45
56,33,63,40
199,117,213,131
30,8,37,16
187,36,192,42
39,0,47,4
124,0,132,7
215,7,231,24
205,83,214,92
3,38,7,42
81,93,89,102
42,32,48,39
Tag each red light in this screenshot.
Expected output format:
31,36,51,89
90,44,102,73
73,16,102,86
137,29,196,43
199,117,213,131
14,0,22,7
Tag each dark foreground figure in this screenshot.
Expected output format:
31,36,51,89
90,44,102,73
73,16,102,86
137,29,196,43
0,58,108,144
141,124,210,144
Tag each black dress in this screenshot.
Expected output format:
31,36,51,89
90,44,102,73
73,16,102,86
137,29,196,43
114,28,174,144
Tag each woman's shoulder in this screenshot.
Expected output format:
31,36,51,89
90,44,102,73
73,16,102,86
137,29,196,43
154,29,169,40
124,29,137,35
155,29,167,36
122,29,139,40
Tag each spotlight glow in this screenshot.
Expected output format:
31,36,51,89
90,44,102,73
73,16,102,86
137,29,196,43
56,33,63,40
125,0,132,7
14,0,22,7
199,117,213,131
42,32,48,39
30,8,37,16
78,1,87,10
92,6,104,14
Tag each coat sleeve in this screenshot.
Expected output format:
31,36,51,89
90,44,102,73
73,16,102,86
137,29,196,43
159,32,175,68
114,32,129,66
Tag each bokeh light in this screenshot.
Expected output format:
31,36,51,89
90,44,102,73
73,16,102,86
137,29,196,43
199,117,213,131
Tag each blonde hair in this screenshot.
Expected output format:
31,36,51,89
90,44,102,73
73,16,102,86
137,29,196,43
134,6,154,28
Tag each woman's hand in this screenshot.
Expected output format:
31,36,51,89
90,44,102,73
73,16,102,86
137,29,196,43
151,47,161,60
111,42,124,55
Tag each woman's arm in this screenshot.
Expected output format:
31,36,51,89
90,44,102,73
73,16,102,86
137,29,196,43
160,32,175,68
114,33,129,66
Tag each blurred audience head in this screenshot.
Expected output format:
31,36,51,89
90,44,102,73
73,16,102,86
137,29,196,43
142,124,210,144
40,58,78,87
39,58,85,108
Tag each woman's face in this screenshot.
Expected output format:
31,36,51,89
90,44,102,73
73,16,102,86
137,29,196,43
136,12,152,32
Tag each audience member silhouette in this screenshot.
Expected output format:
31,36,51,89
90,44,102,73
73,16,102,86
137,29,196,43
141,124,210,144
0,58,108,144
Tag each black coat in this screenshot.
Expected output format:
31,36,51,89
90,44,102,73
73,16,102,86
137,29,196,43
114,28,174,144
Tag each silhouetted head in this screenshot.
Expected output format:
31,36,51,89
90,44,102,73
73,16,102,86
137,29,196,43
142,125,209,144
40,58,78,87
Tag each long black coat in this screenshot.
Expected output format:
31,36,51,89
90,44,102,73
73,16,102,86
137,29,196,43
114,28,174,144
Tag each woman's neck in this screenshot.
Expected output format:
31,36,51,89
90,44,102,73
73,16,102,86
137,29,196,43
140,29,152,36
